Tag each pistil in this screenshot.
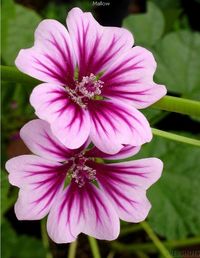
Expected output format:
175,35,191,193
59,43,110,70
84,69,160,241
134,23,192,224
69,154,96,188
65,73,104,109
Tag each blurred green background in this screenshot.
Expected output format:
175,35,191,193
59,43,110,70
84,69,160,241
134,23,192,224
1,0,200,257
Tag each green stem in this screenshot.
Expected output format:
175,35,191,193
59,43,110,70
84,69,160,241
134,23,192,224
151,95,200,117
68,240,78,258
149,111,170,126
135,252,149,258
41,219,52,258
120,224,143,236
1,65,40,85
107,251,115,258
111,236,200,254
1,65,200,118
152,128,200,147
141,221,173,258
88,236,101,258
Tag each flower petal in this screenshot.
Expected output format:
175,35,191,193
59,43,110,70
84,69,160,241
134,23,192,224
20,119,78,162
66,7,133,78
6,155,68,220
86,145,141,160
88,99,152,154
93,158,163,222
30,83,90,149
15,19,75,86
47,183,119,243
101,47,167,108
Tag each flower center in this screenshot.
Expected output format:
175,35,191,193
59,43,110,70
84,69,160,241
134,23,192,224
65,73,104,109
69,153,96,188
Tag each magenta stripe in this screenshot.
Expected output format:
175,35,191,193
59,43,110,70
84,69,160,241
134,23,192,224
44,53,67,79
54,101,72,118
101,55,142,82
100,177,138,213
34,58,66,84
101,182,130,212
93,35,124,72
89,101,118,135
50,33,74,86
38,130,71,158
31,174,65,214
38,177,64,213
86,184,110,223
77,20,90,79
49,33,74,73
91,111,109,136
85,35,102,74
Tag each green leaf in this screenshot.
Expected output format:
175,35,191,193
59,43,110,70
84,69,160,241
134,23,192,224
122,2,165,48
15,236,47,258
135,136,200,240
1,219,17,258
1,81,35,141
44,0,93,23
1,171,17,217
1,171,10,215
1,0,15,60
1,219,46,258
150,0,181,10
153,30,200,100
141,108,166,125
1,2,41,65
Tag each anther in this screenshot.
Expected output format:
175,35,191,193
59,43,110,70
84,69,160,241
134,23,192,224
65,73,104,109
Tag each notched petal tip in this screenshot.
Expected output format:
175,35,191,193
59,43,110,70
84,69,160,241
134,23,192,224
5,159,12,174
131,199,152,223
148,157,164,183
157,83,168,101
6,161,22,189
47,184,120,243
67,7,83,16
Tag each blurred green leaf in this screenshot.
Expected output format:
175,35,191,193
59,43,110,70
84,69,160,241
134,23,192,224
1,2,41,65
142,109,167,126
162,8,182,33
44,1,69,23
15,236,46,258
123,2,165,48
154,30,200,100
2,82,34,112
1,219,17,258
1,171,17,217
135,137,200,240
1,219,46,258
1,0,15,59
1,82,16,108
44,0,93,23
149,0,181,9
1,82,35,141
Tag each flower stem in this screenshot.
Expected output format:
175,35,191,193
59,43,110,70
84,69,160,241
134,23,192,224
120,224,143,236
112,236,200,254
1,65,40,86
141,221,173,258
151,95,200,117
40,219,53,258
88,236,101,258
1,65,200,118
152,128,200,147
68,240,78,258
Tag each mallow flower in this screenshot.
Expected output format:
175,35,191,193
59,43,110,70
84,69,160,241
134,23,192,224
6,119,163,243
15,7,166,154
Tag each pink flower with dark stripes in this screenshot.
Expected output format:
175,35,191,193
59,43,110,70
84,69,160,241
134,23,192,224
6,119,163,243
15,7,166,154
